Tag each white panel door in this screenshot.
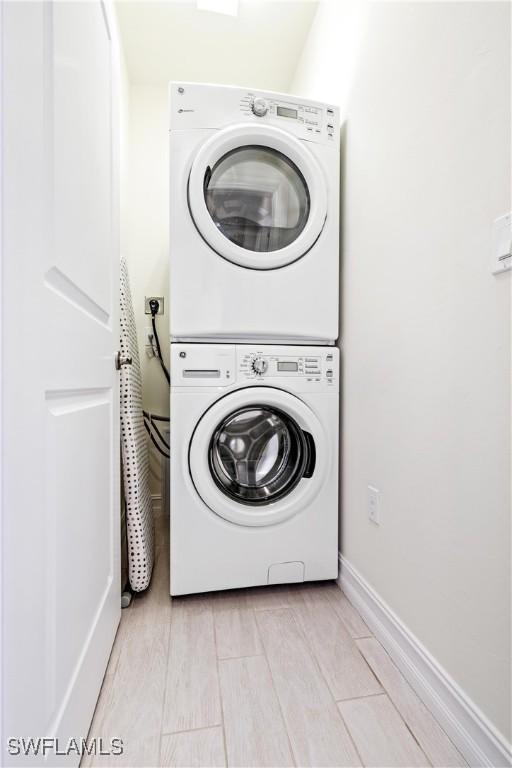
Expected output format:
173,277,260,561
1,2,121,764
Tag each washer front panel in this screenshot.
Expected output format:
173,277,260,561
189,387,327,526
188,124,328,270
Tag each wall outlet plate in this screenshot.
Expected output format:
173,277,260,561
367,485,381,525
491,213,512,274
145,296,164,314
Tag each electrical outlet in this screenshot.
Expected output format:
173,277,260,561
145,296,164,314
367,485,381,525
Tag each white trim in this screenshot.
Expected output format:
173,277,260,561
0,0,4,751
170,335,336,346
338,554,512,768
151,493,163,515
162,427,170,518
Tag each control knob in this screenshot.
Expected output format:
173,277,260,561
252,357,268,375
252,97,269,117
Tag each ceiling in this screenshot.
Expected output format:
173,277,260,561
116,0,319,92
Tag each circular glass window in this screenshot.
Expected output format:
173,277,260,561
209,406,308,505
204,146,310,253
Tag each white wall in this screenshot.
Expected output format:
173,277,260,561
292,0,511,744
119,37,130,260
123,85,170,493
119,40,170,498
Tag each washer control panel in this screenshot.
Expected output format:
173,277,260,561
240,349,337,384
171,344,339,392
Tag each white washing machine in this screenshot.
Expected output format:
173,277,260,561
170,343,339,595
169,82,340,345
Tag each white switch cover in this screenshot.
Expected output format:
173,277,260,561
367,486,381,525
491,213,512,274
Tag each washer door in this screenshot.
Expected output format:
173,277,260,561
189,388,327,526
188,124,328,270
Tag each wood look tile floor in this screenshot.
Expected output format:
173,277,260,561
84,514,466,768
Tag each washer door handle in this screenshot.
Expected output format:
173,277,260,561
303,431,316,478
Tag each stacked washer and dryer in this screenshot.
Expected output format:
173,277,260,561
169,82,340,595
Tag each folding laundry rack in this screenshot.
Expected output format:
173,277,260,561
119,257,154,592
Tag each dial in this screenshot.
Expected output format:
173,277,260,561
252,97,269,117
251,357,268,375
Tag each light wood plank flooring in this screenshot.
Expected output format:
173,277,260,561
84,513,466,767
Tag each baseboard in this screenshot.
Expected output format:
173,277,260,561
338,554,511,768
151,493,163,515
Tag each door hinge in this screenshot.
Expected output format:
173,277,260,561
115,351,132,370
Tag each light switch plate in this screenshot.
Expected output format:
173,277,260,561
491,213,511,274
367,485,381,525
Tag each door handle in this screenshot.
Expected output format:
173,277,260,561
115,352,132,370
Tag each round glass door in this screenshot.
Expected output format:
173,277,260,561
209,406,309,505
189,387,326,526
204,147,310,253
188,124,328,270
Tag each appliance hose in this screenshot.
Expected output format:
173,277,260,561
151,314,170,384
143,298,170,456
144,413,170,450
143,411,169,422
143,419,170,459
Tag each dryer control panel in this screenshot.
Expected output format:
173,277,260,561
169,82,339,146
238,93,336,142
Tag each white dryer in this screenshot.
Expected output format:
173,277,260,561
170,343,339,595
169,82,340,345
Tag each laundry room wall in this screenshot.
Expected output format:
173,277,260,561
123,83,170,497
119,43,131,261
292,0,511,743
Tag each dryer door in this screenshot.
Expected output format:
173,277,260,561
188,124,328,270
189,387,328,526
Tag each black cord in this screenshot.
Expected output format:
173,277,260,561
143,410,169,422
151,314,170,384
144,414,170,450
145,300,170,454
143,420,170,459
